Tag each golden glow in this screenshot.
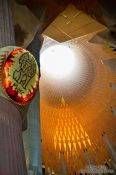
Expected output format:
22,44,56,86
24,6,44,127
53,98,92,159
40,35,116,173
24,146,29,168
61,96,66,107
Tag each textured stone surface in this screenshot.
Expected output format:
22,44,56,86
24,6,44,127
0,97,27,175
0,0,27,174
0,0,15,47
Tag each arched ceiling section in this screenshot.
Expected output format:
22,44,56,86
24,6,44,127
40,33,116,173
16,0,105,29
43,4,105,42
13,0,116,173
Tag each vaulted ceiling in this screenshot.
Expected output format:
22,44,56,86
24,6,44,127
16,0,105,30
14,1,116,173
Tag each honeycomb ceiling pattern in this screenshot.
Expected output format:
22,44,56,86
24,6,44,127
39,3,116,174
40,40,95,107
40,32,116,174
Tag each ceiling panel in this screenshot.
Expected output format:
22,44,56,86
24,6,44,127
44,4,105,42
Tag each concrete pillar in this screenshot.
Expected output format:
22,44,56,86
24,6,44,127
28,92,42,175
0,97,27,175
0,0,27,174
0,0,15,47
27,27,43,175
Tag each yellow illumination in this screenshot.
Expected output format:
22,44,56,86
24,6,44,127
73,143,76,150
83,140,86,147
68,143,71,151
88,139,92,146
61,96,66,106
64,143,66,151
72,135,75,141
40,97,94,173
53,99,92,162
78,142,81,149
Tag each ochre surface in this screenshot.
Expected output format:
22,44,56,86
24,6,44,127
40,33,116,173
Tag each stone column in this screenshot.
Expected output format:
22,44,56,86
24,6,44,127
27,28,43,175
28,92,42,175
0,0,27,174
0,97,27,175
0,0,15,47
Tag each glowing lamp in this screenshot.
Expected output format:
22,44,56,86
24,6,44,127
40,45,76,80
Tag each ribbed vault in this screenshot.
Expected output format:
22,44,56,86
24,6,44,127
40,32,116,174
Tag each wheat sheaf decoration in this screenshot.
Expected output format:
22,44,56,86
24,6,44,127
0,46,39,105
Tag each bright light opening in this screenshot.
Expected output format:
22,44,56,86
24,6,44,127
40,45,76,79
